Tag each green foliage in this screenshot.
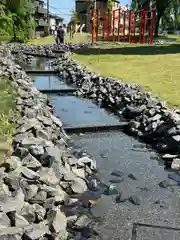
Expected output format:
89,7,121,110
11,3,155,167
107,0,114,10
0,0,35,42
70,9,79,25
130,0,180,35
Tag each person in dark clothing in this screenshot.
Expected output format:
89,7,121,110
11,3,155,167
57,25,65,44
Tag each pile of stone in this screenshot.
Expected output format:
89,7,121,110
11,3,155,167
0,51,97,239
53,53,180,170
13,52,34,65
7,42,100,57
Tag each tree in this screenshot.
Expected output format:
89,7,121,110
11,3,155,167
130,0,173,36
0,0,35,42
70,9,79,25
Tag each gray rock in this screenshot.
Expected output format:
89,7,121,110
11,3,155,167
128,173,137,180
22,153,41,170
111,169,124,178
158,179,177,188
0,187,25,213
21,166,40,180
29,145,44,156
36,129,50,141
15,213,29,227
20,202,36,223
77,156,96,170
70,178,87,194
47,208,67,234
63,171,77,182
40,145,63,167
23,221,50,240
103,184,118,195
20,180,38,201
16,119,40,133
72,168,86,179
129,195,141,205
0,212,11,229
21,137,53,148
74,215,91,229
0,227,23,240
171,158,180,170
32,190,47,204
41,185,68,202
38,167,59,186
33,204,46,222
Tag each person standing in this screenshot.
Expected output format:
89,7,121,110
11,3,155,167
55,26,60,44
58,25,65,44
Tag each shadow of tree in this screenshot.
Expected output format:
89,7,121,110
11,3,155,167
74,44,180,56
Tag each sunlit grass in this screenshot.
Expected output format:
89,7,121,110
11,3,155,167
73,43,180,107
0,79,17,156
27,33,91,45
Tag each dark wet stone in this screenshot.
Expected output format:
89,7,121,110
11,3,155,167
111,169,124,178
115,193,128,203
109,176,124,183
103,185,118,195
87,179,98,191
129,195,141,205
154,200,161,204
128,173,137,180
158,179,177,188
74,215,91,229
168,173,180,183
137,187,149,192
80,191,101,208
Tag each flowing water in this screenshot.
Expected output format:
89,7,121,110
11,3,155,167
24,57,180,239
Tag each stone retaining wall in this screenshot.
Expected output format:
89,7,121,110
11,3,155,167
0,46,97,239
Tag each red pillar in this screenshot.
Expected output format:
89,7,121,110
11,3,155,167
117,8,121,41
106,9,110,41
96,9,99,41
133,12,136,42
123,10,126,41
102,8,105,40
142,10,147,43
91,10,94,42
139,9,144,43
129,10,132,43
112,9,116,41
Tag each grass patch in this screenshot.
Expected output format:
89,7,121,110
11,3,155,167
73,43,180,107
0,79,17,157
28,33,91,45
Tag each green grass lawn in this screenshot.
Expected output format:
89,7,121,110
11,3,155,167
73,43,180,107
0,80,17,157
28,33,91,45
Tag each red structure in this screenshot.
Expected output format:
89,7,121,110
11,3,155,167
91,7,155,45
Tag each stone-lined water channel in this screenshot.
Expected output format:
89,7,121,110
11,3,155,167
26,57,180,240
